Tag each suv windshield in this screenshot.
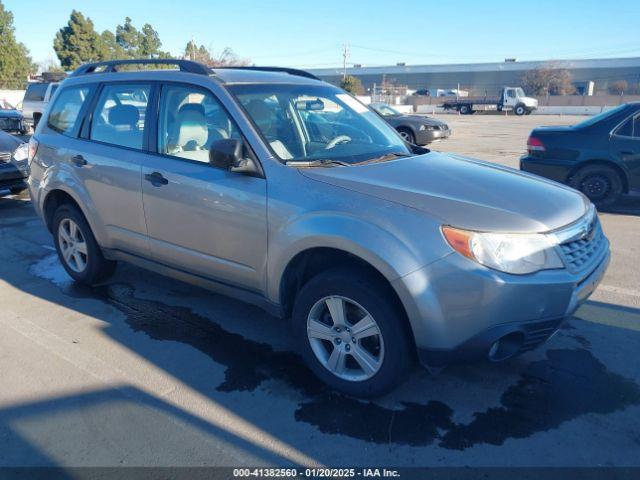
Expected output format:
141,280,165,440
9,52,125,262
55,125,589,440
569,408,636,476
228,84,411,164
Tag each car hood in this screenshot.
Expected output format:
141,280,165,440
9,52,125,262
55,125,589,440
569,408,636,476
392,115,447,126
0,110,23,119
300,151,588,232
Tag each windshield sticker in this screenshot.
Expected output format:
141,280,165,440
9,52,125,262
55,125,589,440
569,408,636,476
336,94,369,114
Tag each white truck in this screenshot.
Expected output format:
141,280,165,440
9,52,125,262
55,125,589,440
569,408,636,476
21,82,59,130
441,86,538,116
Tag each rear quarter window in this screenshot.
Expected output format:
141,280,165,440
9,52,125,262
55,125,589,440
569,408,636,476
47,86,92,136
24,83,49,102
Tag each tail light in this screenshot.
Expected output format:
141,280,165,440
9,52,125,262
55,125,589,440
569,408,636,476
527,136,545,153
28,137,39,165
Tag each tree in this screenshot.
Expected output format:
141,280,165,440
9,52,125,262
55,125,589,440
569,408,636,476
521,64,576,96
98,30,127,60
608,80,628,95
0,0,36,88
184,41,249,67
340,75,364,95
116,17,141,57
54,10,102,70
139,24,162,57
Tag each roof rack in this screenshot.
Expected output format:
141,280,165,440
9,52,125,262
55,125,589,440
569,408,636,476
70,59,212,77
213,66,320,81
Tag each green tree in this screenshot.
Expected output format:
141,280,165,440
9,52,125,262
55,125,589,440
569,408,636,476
54,10,102,70
139,23,161,57
97,30,127,60
340,75,364,95
0,0,36,88
116,17,141,57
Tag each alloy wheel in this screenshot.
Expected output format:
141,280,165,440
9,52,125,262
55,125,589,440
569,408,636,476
58,218,88,273
306,295,384,382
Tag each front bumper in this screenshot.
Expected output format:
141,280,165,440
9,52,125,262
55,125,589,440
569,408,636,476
415,126,451,145
392,232,610,367
0,162,27,191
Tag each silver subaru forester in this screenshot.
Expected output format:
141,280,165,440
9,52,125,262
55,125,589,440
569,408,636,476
28,59,610,397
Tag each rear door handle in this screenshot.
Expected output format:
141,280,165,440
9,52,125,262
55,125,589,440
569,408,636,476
71,155,87,167
144,172,169,186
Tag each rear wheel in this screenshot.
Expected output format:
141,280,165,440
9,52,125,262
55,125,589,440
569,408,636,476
292,268,413,397
52,204,117,284
397,128,415,144
569,164,623,208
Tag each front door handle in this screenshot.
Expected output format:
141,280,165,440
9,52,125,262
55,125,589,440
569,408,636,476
71,154,87,167
144,172,169,186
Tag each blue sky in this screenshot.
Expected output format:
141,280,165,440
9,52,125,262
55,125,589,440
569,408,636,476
6,0,640,68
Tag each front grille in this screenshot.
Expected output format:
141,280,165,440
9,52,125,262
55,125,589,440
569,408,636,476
520,318,563,352
0,151,11,163
558,219,605,273
0,118,21,131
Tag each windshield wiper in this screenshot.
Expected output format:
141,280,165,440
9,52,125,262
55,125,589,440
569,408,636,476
354,152,413,165
285,159,351,168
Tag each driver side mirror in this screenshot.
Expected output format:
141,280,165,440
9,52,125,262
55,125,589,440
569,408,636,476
209,138,259,176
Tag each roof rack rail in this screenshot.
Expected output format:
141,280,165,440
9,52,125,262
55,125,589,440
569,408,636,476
213,66,320,81
70,59,212,77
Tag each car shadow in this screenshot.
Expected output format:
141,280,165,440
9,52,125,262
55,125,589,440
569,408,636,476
599,194,640,216
2,199,640,466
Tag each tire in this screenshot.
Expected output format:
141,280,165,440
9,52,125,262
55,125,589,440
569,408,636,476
397,128,415,144
292,267,413,398
459,104,472,115
52,204,117,285
10,187,26,195
514,104,526,116
569,164,623,209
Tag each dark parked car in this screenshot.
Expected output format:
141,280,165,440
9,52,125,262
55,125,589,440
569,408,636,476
0,99,27,134
370,102,450,144
521,103,640,208
0,130,28,196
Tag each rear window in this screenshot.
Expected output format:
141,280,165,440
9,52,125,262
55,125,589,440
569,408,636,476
24,83,49,102
47,86,91,136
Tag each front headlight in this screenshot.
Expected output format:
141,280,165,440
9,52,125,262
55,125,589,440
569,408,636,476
419,124,434,131
442,226,563,274
13,142,29,162
12,142,29,175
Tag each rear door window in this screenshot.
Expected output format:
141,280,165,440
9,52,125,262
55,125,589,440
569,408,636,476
47,86,92,136
24,83,49,102
90,83,151,150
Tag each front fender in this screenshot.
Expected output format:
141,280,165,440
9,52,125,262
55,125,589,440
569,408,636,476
267,212,432,302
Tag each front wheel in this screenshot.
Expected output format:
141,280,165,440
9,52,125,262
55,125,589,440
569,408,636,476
52,204,117,284
459,104,472,115
292,268,413,397
514,104,526,116
569,164,623,209
397,128,415,144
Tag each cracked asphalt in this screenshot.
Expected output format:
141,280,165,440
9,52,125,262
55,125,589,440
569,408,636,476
1,115,639,467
